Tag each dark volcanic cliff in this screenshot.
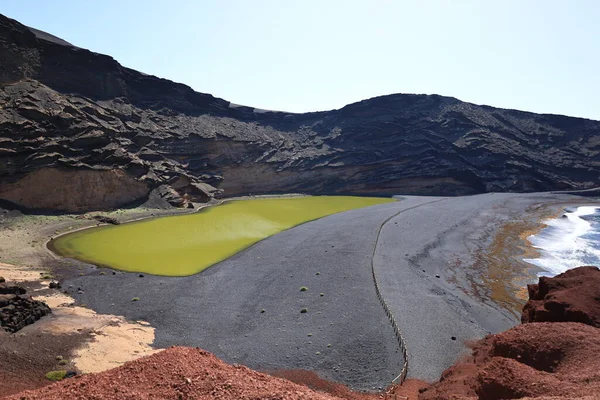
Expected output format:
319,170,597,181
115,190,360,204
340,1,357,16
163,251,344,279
1,14,599,212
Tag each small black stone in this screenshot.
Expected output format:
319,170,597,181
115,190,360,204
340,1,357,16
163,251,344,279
49,281,61,289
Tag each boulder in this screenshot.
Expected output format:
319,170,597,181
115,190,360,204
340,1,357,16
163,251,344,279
48,281,61,289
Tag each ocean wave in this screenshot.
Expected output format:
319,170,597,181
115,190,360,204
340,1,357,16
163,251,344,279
523,206,600,277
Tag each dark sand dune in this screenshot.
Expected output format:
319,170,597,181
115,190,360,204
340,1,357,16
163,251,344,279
63,192,585,389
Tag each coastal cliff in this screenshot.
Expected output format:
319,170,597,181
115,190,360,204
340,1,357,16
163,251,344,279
2,14,600,212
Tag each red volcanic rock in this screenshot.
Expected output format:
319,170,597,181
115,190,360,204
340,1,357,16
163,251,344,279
522,266,600,326
6,347,358,400
420,267,600,400
419,322,600,400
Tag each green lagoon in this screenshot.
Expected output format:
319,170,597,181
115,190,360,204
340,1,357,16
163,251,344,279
51,196,395,276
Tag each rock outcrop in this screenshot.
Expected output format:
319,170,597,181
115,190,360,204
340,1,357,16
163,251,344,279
0,168,149,212
0,282,51,333
522,266,600,327
419,267,600,400
419,323,600,400
1,13,600,212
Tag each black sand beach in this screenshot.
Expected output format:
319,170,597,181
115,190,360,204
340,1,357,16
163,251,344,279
61,192,592,389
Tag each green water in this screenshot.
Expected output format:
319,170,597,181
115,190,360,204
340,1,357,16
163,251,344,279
51,196,395,276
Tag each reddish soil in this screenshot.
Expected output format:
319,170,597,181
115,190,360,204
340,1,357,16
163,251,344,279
390,379,430,400
268,370,378,400
522,266,600,326
5,345,428,400
268,371,428,399
5,347,376,400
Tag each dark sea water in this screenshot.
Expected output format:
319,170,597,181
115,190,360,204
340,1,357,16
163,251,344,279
524,206,600,277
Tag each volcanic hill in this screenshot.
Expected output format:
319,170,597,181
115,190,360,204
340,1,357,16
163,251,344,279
1,14,599,212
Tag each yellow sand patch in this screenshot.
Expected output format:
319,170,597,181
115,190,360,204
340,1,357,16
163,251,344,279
0,261,158,374
0,261,43,283
72,322,158,373
29,290,157,373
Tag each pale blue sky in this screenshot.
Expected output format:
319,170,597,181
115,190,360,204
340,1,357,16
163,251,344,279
3,1,600,119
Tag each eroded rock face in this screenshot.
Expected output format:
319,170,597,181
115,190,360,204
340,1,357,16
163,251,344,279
0,168,149,212
522,266,600,327
1,13,600,212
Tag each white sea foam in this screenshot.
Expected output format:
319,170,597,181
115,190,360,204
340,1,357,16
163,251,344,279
523,206,600,276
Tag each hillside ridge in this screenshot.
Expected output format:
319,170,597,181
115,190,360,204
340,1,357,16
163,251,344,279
1,13,599,212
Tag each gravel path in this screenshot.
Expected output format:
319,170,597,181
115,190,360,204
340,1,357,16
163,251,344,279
63,192,585,388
